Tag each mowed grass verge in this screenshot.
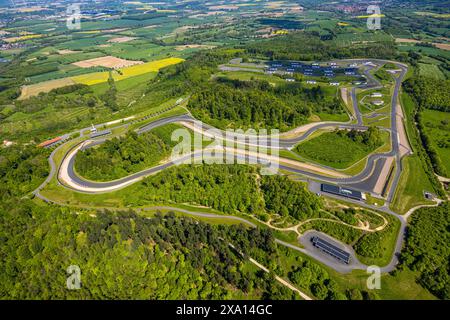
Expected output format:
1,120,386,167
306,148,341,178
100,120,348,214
391,154,435,214
390,92,439,214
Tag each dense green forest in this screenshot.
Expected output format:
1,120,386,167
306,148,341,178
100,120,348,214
261,175,323,220
137,164,322,221
188,79,344,131
0,145,49,200
141,164,265,214
75,125,179,181
400,202,450,299
404,77,450,112
0,195,383,300
0,142,326,300
0,199,298,299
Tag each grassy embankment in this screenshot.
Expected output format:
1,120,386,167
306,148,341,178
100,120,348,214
391,92,435,214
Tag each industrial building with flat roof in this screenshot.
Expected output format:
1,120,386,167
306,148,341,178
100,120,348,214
320,183,364,201
37,137,62,148
371,100,384,106
90,129,112,139
311,236,351,264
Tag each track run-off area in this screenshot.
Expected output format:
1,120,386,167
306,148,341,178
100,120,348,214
33,59,441,275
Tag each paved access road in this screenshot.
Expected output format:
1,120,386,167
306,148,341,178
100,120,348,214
57,60,406,194
35,59,422,274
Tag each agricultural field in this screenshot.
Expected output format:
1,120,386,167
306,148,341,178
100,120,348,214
72,56,143,69
19,78,75,100
19,57,183,97
72,57,183,85
417,62,446,80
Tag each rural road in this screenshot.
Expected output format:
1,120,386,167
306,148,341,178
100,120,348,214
34,59,425,275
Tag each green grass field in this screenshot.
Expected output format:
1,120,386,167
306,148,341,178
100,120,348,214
293,130,389,169
390,91,440,213
98,41,181,61
357,86,392,115
214,71,286,86
391,155,435,214
397,44,450,60
417,63,446,80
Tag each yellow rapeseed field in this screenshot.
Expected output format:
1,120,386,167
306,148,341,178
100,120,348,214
4,34,43,43
19,57,184,99
71,57,184,85
75,30,102,34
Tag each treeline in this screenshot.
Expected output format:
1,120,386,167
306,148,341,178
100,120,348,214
153,49,237,92
137,50,237,108
404,77,450,112
337,127,384,150
101,71,118,112
75,128,175,181
49,83,92,96
0,199,296,299
400,202,450,300
188,79,344,131
244,32,397,61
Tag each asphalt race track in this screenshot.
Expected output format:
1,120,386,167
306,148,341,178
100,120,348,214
59,60,407,195
34,59,414,274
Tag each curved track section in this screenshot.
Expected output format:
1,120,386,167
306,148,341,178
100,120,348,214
58,60,408,195
34,59,419,274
